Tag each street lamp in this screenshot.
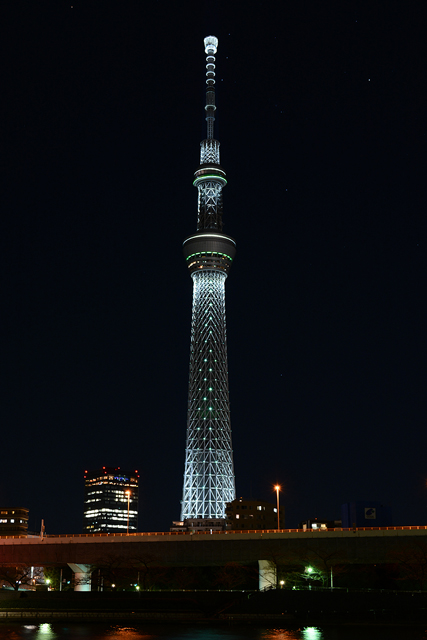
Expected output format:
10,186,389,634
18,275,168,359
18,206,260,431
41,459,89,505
125,490,131,534
274,485,281,530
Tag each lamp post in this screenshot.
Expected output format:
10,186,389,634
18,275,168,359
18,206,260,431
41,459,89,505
274,485,281,530
125,490,131,534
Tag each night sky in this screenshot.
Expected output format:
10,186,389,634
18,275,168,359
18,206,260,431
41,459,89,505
2,3,425,534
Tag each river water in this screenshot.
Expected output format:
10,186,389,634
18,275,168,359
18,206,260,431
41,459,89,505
0,624,425,639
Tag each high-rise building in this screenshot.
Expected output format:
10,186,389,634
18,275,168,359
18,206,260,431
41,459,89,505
180,36,236,522
0,507,29,536
83,467,139,533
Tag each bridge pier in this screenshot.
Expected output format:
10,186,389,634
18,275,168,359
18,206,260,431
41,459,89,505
258,559,276,591
68,563,91,592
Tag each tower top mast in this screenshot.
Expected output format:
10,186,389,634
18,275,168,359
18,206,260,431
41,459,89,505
183,36,235,269
199,36,221,167
204,36,218,142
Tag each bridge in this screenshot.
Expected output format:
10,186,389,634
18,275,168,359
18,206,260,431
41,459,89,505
1,526,426,591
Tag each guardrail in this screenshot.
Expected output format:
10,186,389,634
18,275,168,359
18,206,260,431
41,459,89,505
1,524,427,540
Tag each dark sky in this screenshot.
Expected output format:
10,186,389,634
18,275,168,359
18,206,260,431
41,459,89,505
2,2,426,534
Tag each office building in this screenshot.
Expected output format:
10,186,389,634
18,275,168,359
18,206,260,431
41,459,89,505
83,467,139,533
0,507,29,536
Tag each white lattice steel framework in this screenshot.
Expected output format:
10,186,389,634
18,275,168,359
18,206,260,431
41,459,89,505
180,36,236,520
181,271,235,519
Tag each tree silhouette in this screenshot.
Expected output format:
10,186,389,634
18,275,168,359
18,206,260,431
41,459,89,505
214,562,247,590
388,540,427,589
0,564,41,590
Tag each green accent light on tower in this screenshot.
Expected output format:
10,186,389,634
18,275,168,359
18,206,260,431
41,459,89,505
186,251,233,261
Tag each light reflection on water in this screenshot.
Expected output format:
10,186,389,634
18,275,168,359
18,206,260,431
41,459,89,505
302,628,322,640
106,626,157,639
6,623,427,640
0,624,324,640
104,628,324,640
259,628,322,640
22,623,59,639
20,623,158,639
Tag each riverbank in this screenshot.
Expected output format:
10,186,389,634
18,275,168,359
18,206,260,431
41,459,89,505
0,589,426,625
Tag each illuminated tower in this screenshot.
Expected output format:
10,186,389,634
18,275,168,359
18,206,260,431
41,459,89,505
180,36,236,521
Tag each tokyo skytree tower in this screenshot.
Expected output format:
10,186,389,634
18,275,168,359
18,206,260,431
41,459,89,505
180,36,236,521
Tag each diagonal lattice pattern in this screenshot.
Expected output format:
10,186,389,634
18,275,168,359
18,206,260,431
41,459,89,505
197,181,223,231
181,270,235,519
200,139,220,165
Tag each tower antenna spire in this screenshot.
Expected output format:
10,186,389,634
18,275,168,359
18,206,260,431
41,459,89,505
204,36,218,141
195,36,226,230
180,36,237,525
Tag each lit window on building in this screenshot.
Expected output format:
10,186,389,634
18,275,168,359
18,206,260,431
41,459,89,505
82,467,139,534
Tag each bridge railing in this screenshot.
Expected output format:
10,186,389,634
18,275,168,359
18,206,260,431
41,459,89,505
2,524,427,540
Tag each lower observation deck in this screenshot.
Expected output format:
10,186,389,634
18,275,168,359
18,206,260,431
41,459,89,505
183,231,236,274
